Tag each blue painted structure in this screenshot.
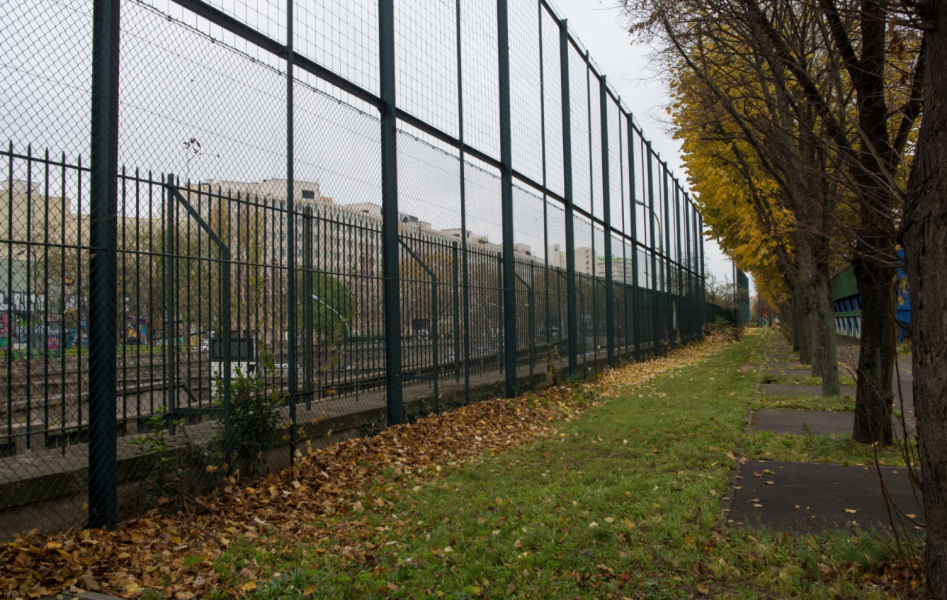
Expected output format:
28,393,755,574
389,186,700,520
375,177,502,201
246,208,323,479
895,250,911,343
830,250,910,341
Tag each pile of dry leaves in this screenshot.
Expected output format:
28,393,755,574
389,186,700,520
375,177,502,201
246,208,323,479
2,339,722,599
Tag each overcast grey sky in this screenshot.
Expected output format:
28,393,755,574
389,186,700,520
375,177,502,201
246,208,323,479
0,0,745,293
550,0,750,293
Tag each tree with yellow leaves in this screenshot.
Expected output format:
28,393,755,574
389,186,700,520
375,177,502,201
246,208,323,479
623,0,924,439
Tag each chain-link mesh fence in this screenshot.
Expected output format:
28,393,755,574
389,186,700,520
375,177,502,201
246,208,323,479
0,0,706,537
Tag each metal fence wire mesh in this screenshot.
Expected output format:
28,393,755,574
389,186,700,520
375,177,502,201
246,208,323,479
0,0,706,537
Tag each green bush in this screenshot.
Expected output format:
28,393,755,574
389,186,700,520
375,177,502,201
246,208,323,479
131,407,189,508
212,347,287,477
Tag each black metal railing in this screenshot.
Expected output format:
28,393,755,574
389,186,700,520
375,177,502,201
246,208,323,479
1,0,706,536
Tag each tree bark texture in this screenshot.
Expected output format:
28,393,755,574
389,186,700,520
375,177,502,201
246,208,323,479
793,264,813,367
902,2,947,594
810,279,824,379
851,258,895,445
848,0,898,446
788,300,799,350
814,268,840,395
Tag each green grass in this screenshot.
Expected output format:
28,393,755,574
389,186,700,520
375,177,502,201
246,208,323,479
201,330,919,599
760,373,857,387
754,392,856,412
743,430,914,467
760,373,822,385
749,354,912,467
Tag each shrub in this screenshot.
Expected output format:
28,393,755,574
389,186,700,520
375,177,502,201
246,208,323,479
131,407,189,508
211,346,287,477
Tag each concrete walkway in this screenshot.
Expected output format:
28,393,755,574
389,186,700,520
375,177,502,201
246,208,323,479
728,330,921,536
727,460,922,535
751,409,854,435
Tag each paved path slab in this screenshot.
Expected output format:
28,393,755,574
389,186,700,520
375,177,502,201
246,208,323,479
728,460,922,535
761,384,856,397
752,409,853,435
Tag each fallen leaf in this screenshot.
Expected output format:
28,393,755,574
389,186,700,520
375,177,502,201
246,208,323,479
0,340,724,599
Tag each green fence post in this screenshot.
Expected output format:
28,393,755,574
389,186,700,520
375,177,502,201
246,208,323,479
285,0,298,462
497,0,517,398
453,0,471,403
699,212,705,336
452,241,460,383
303,206,313,409
88,0,122,531
646,142,659,356
627,115,641,362
599,74,615,366
663,163,672,351
379,0,402,425
559,19,578,376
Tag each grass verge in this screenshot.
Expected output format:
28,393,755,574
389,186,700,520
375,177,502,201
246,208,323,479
760,373,857,387
210,330,920,599
743,430,915,467
753,393,855,412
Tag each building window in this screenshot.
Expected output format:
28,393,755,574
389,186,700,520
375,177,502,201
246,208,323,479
302,189,315,200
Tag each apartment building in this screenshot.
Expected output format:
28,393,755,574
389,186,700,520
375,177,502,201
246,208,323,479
547,244,595,276
198,179,541,277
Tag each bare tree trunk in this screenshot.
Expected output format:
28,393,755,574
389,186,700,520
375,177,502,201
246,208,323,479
902,4,947,594
810,287,823,379
793,260,813,366
787,301,798,350
846,0,897,447
813,268,839,395
779,301,795,347
851,257,894,445
809,257,823,379
808,154,838,394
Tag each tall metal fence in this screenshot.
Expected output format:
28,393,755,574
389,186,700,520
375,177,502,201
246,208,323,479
0,0,705,536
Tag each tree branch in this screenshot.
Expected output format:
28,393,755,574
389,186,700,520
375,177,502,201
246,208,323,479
892,36,927,158
817,0,864,85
